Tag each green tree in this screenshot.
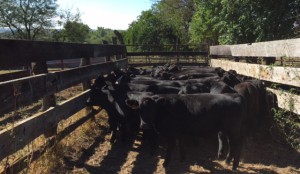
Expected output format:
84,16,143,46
190,0,300,45
156,0,196,45
124,8,178,51
87,27,115,44
0,0,58,40
62,21,90,43
189,0,222,45
51,9,90,43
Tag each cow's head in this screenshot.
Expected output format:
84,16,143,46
86,74,114,107
86,85,111,107
222,72,241,87
126,96,166,129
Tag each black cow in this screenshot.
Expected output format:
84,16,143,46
210,81,236,94
86,74,140,143
178,82,210,94
130,76,220,88
221,71,241,87
234,80,268,131
128,83,181,94
126,93,245,170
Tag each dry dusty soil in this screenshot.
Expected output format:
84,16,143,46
62,113,300,174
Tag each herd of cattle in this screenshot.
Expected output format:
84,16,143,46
86,64,273,170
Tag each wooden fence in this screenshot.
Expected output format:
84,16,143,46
126,44,209,67
210,38,300,115
1,38,300,173
0,39,127,173
127,51,208,67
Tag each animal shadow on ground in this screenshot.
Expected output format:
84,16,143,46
127,133,160,174
63,119,300,174
131,126,299,174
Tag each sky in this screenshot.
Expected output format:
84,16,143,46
56,0,153,30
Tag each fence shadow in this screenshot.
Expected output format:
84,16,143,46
83,136,137,174
63,135,104,169
240,121,300,169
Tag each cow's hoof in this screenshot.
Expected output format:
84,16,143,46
225,158,231,165
217,153,225,159
232,161,239,171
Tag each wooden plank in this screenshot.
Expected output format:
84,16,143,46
0,39,126,68
1,108,101,174
55,62,113,91
0,59,127,114
127,51,208,57
0,90,90,161
0,74,48,115
231,38,300,57
210,59,300,87
129,62,208,67
0,70,30,82
209,45,232,56
210,38,300,57
267,88,300,115
93,44,126,57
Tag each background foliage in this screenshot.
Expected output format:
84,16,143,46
0,0,299,46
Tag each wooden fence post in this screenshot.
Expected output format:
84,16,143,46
261,57,276,65
80,57,93,115
31,61,57,138
112,37,119,60
102,40,111,62
80,57,91,90
113,30,126,59
31,61,56,111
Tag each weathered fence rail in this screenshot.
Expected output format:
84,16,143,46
0,60,126,115
127,51,209,67
0,70,30,82
0,39,126,68
210,38,300,115
0,39,127,173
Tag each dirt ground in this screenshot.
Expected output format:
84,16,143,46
1,83,298,174
61,113,300,174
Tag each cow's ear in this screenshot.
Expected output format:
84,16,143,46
125,99,139,109
155,97,166,105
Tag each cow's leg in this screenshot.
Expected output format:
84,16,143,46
225,136,234,165
119,119,128,142
108,116,118,144
163,137,176,167
232,136,244,170
218,131,227,159
178,137,186,162
143,129,158,155
226,134,243,170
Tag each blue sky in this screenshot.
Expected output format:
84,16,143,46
57,0,153,30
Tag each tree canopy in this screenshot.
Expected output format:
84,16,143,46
124,0,300,49
190,0,300,44
1,0,299,46
87,27,116,44
0,0,58,40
